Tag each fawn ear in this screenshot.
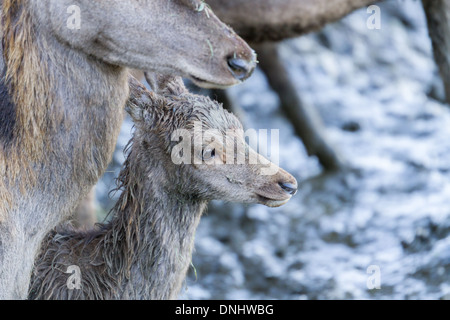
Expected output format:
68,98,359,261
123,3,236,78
126,75,159,124
145,72,188,96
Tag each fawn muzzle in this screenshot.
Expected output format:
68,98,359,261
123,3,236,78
279,182,298,196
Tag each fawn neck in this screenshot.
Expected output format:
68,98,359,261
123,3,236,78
105,141,207,299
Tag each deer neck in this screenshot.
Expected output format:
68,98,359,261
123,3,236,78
1,3,128,222
106,145,208,300
0,2,127,299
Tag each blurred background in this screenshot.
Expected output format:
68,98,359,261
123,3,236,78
96,0,450,299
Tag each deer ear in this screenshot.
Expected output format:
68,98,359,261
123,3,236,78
126,75,158,124
145,72,188,96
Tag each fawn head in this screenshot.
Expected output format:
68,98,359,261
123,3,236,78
127,75,297,207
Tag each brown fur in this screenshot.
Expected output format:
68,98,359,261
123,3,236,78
29,76,297,300
207,0,377,43
2,0,58,190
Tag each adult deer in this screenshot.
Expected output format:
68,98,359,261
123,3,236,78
0,0,256,299
29,75,297,300
206,0,450,170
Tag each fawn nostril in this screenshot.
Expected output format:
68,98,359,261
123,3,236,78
227,56,254,81
279,182,298,196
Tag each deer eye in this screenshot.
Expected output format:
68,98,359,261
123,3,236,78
202,148,216,161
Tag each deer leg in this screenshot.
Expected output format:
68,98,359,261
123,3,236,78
422,0,450,104
254,42,344,171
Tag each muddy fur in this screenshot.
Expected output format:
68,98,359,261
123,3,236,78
29,77,296,300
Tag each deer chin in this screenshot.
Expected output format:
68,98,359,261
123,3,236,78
189,75,240,89
256,194,292,208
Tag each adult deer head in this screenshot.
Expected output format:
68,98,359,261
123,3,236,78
32,0,257,88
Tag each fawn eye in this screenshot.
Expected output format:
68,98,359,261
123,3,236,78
202,148,216,161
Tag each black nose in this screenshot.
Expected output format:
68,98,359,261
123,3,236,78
279,182,298,196
227,57,254,81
